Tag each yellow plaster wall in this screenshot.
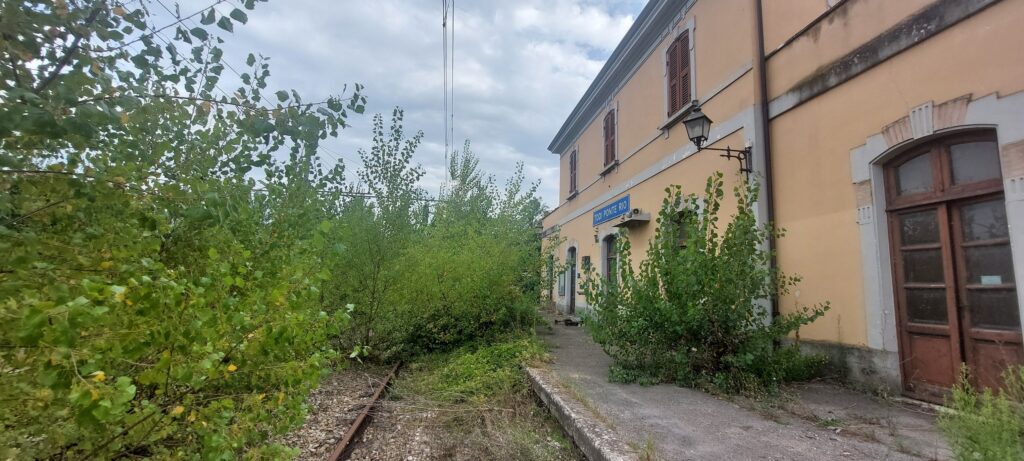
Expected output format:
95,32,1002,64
766,0,933,98
761,0,830,52
771,0,1024,345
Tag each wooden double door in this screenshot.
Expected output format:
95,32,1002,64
886,131,1022,402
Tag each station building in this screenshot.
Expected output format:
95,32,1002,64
541,0,1024,402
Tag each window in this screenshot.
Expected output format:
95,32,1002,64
666,32,691,117
568,149,578,196
603,109,616,167
671,210,697,248
603,235,617,281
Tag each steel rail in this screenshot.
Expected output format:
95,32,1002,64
327,362,401,461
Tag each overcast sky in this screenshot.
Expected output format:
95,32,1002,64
160,0,642,207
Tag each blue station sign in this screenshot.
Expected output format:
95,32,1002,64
592,195,630,226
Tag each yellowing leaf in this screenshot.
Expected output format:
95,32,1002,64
226,364,238,372
90,389,100,401
120,112,129,124
91,371,106,382
171,405,184,416
99,261,114,270
112,6,126,16
187,411,197,422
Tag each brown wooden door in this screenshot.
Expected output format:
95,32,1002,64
950,195,1023,390
885,130,1022,402
890,204,962,400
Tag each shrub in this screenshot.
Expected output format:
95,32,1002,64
581,173,829,393
939,366,1024,460
0,1,363,457
333,144,547,360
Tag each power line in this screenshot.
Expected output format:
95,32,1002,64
441,0,455,182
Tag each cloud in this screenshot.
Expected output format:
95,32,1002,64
163,0,639,206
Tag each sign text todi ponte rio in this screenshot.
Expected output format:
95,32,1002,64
592,195,630,226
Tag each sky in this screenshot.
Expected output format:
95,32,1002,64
160,0,644,207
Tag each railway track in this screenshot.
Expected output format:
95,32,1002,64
327,362,402,461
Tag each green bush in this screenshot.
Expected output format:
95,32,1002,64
330,143,546,360
1,1,363,458
581,173,829,393
939,366,1024,460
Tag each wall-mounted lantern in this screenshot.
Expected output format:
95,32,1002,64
682,102,752,178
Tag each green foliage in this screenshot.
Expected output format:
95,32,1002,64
1,1,547,457
939,366,1024,461
329,139,547,360
581,173,829,393
1,1,364,458
401,337,547,404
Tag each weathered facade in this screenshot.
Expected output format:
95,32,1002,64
541,0,1024,402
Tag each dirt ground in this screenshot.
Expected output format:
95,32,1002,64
275,365,391,460
348,376,580,460
279,362,580,461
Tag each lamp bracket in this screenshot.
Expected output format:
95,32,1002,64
696,145,753,178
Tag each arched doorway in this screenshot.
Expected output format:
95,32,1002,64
566,246,577,314
885,129,1022,402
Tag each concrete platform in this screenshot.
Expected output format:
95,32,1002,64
531,317,948,460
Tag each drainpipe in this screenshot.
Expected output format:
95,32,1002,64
752,0,779,321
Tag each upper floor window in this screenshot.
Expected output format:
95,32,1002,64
603,109,616,167
666,32,691,117
568,149,578,196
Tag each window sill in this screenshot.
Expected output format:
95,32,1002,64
659,103,695,132
565,190,578,202
599,160,619,177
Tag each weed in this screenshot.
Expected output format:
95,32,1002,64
938,366,1024,461
389,337,579,460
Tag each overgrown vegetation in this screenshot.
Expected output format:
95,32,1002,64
581,173,829,393
0,1,545,458
392,337,577,460
939,366,1024,461
331,140,546,360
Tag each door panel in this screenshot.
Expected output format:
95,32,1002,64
951,196,1023,390
890,205,961,401
906,334,957,391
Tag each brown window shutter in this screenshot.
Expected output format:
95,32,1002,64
666,39,680,116
678,34,690,109
603,110,616,166
569,150,577,193
608,110,616,165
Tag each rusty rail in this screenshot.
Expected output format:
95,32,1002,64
327,362,401,461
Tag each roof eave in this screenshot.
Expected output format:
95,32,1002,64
547,0,694,155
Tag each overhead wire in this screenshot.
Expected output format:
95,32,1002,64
441,0,456,184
